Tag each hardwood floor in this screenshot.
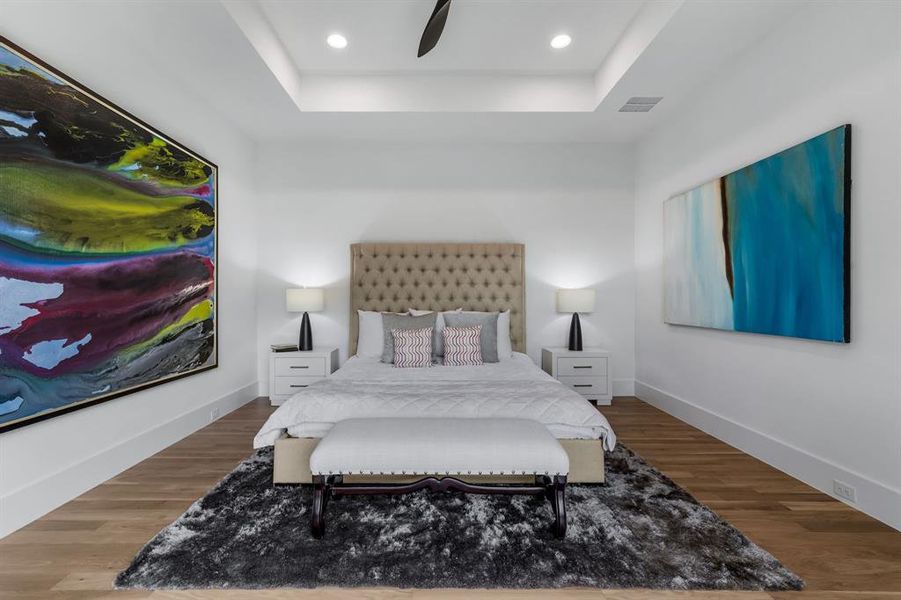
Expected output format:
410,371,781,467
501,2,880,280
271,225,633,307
1,396,899,599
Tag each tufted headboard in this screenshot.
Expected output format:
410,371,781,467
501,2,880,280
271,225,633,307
350,243,526,356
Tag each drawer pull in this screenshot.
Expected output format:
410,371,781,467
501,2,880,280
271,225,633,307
573,365,592,369
290,365,309,369
573,384,593,388
290,384,308,388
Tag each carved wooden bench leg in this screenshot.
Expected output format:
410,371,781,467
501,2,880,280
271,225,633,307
311,475,328,539
312,474,567,540
552,475,567,538
328,475,344,501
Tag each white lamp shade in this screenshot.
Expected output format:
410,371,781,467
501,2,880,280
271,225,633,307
557,288,596,314
286,288,325,312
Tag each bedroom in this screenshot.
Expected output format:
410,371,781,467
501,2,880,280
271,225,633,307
0,0,899,597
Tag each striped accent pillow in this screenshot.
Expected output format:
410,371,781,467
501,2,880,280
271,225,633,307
392,327,433,368
443,325,483,366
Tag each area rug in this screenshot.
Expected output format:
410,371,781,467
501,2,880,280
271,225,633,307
115,444,803,591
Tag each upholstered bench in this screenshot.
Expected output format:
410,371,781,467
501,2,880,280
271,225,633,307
308,417,570,539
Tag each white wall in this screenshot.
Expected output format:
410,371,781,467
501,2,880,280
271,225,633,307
634,1,901,530
0,2,260,537
255,143,636,394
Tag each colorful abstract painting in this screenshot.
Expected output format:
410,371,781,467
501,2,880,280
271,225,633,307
0,38,217,432
664,125,850,343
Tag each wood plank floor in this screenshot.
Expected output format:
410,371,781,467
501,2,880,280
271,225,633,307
1,397,898,599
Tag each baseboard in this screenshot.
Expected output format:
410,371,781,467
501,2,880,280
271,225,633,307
0,381,259,539
612,378,635,397
635,380,901,531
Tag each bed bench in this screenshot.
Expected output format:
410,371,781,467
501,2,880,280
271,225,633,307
308,417,570,539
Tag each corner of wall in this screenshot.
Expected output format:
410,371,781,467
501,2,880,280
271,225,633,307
631,1,901,531
0,382,258,538
635,381,901,531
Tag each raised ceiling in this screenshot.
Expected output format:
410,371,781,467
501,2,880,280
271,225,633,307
0,0,806,142
225,0,802,117
227,0,673,112
260,0,645,73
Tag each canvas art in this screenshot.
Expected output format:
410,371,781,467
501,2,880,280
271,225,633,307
664,125,850,343
0,37,217,432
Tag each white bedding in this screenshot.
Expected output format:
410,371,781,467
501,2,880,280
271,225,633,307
254,352,616,450
332,352,552,382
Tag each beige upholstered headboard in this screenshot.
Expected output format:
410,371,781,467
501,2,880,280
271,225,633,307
350,243,525,356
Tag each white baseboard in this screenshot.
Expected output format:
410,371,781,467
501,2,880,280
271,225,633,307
635,380,901,531
0,381,259,539
613,378,635,397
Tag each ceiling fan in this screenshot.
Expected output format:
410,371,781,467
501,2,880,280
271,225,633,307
418,0,452,57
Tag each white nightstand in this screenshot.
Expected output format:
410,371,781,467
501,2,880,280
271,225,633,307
541,347,612,405
268,348,339,406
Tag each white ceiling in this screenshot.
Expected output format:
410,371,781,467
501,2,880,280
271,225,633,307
227,0,804,117
0,0,806,143
228,0,675,112
260,0,645,73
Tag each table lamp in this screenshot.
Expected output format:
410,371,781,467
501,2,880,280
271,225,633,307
286,288,324,351
556,288,596,351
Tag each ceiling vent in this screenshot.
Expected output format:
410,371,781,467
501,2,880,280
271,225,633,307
619,96,663,112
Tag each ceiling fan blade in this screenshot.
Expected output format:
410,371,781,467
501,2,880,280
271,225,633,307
418,0,452,58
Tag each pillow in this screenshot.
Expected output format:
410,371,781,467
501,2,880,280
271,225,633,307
381,312,438,363
408,308,462,357
443,326,483,366
392,327,433,368
356,310,384,359
454,310,513,360
443,312,499,363
496,310,512,359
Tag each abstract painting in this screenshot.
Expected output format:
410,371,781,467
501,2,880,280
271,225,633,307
664,125,850,343
0,37,217,432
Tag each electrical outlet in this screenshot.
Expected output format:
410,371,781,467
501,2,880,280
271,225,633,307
210,407,221,422
833,480,856,503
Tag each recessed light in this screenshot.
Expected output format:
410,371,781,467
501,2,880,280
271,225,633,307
327,33,347,49
550,34,571,49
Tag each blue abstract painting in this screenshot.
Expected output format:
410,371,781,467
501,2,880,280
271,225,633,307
664,125,850,343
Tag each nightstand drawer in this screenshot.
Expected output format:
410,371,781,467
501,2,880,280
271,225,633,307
557,357,607,377
273,376,322,395
274,356,326,377
558,376,608,396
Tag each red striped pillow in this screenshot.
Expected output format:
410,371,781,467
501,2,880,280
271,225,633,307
392,327,433,368
443,325,483,366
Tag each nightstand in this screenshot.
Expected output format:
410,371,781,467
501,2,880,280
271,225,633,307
268,348,339,406
541,347,612,405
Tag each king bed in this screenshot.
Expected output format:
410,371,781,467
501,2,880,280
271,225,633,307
254,243,615,484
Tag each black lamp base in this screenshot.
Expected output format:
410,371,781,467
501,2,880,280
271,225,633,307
298,311,313,351
568,313,583,351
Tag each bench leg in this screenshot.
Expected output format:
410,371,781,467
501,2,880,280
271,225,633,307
552,475,567,539
311,475,328,539
329,475,344,501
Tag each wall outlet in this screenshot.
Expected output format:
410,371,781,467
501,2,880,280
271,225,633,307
833,480,856,503
210,407,221,422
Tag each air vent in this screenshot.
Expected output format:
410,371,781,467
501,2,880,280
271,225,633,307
619,104,654,112
619,96,663,113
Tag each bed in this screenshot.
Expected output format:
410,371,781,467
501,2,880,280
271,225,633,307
256,243,615,484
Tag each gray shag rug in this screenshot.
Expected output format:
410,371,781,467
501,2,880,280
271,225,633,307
115,444,803,591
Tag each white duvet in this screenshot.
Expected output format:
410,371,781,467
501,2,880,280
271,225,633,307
253,353,616,450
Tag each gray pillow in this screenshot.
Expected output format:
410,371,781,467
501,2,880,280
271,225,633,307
381,313,437,363
443,312,499,363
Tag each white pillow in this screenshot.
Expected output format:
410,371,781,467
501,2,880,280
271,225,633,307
460,310,513,360
356,310,384,359
497,310,513,360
